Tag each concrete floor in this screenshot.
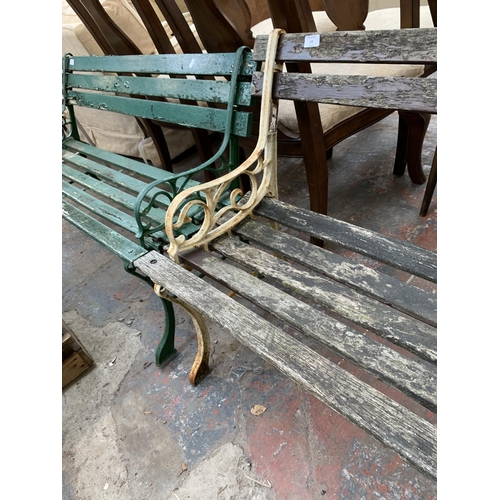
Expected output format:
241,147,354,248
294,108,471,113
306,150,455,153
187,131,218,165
62,112,437,500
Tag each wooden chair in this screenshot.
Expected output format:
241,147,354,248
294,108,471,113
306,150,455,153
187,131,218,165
181,0,436,228
65,0,216,175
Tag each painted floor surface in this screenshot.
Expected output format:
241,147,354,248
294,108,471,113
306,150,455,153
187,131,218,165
62,113,437,500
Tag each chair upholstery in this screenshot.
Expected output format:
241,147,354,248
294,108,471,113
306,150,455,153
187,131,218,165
61,0,196,167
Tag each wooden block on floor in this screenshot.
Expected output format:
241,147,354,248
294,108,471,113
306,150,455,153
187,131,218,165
62,320,94,388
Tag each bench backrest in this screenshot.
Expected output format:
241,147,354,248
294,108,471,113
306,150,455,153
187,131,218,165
62,49,257,143
252,28,437,114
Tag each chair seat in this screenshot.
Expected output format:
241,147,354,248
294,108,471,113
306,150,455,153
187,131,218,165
251,7,434,138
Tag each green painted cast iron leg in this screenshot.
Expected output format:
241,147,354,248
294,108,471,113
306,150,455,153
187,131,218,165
154,296,177,366
124,263,177,366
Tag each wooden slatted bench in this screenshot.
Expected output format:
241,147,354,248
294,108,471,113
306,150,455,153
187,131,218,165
251,27,438,216
62,28,437,480
62,45,259,365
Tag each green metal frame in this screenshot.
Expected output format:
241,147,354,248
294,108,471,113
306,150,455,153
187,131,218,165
132,46,251,248
62,47,254,367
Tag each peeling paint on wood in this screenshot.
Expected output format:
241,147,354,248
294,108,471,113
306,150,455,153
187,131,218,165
134,250,437,480
252,72,436,114
254,197,437,282
253,29,437,64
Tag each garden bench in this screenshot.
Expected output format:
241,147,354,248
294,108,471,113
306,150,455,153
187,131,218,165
62,28,437,480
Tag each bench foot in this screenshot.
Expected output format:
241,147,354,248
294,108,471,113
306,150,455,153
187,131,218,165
154,284,210,386
155,296,178,367
123,263,178,367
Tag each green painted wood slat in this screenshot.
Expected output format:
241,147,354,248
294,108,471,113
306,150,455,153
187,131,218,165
62,165,199,236
62,150,198,198
63,139,185,181
63,180,146,235
62,200,148,265
67,73,253,106
62,165,163,220
67,90,253,137
66,52,257,76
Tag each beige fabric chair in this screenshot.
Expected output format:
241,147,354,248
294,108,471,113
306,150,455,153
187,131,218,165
251,7,434,140
62,0,196,167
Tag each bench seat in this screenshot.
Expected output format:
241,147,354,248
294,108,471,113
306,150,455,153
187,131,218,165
134,195,437,479
62,28,437,480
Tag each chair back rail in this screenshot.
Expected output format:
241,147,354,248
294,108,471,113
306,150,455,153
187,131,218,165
66,0,142,55
150,0,204,54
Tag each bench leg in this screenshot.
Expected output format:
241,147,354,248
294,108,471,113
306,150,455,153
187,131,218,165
124,264,178,366
154,284,210,386
154,295,178,367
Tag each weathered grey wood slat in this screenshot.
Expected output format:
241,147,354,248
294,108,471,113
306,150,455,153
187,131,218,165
231,217,436,326
182,249,436,411
211,237,436,363
252,29,437,64
254,197,437,283
62,200,148,264
135,250,437,480
252,72,436,114
67,51,257,76
67,73,253,106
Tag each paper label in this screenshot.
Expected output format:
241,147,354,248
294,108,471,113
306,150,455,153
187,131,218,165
303,34,320,48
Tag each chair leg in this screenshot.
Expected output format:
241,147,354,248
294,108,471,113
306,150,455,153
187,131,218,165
420,148,437,216
398,111,431,185
191,128,217,182
293,101,329,247
393,113,409,176
143,120,174,172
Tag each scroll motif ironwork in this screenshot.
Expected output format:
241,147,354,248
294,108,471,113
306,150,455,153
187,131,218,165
163,29,285,262
132,45,251,250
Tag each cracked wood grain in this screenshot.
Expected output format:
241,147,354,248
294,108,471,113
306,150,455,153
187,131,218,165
182,249,436,412
252,29,437,64
254,197,437,282
252,72,436,114
230,217,436,326
134,251,437,480
211,236,436,363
